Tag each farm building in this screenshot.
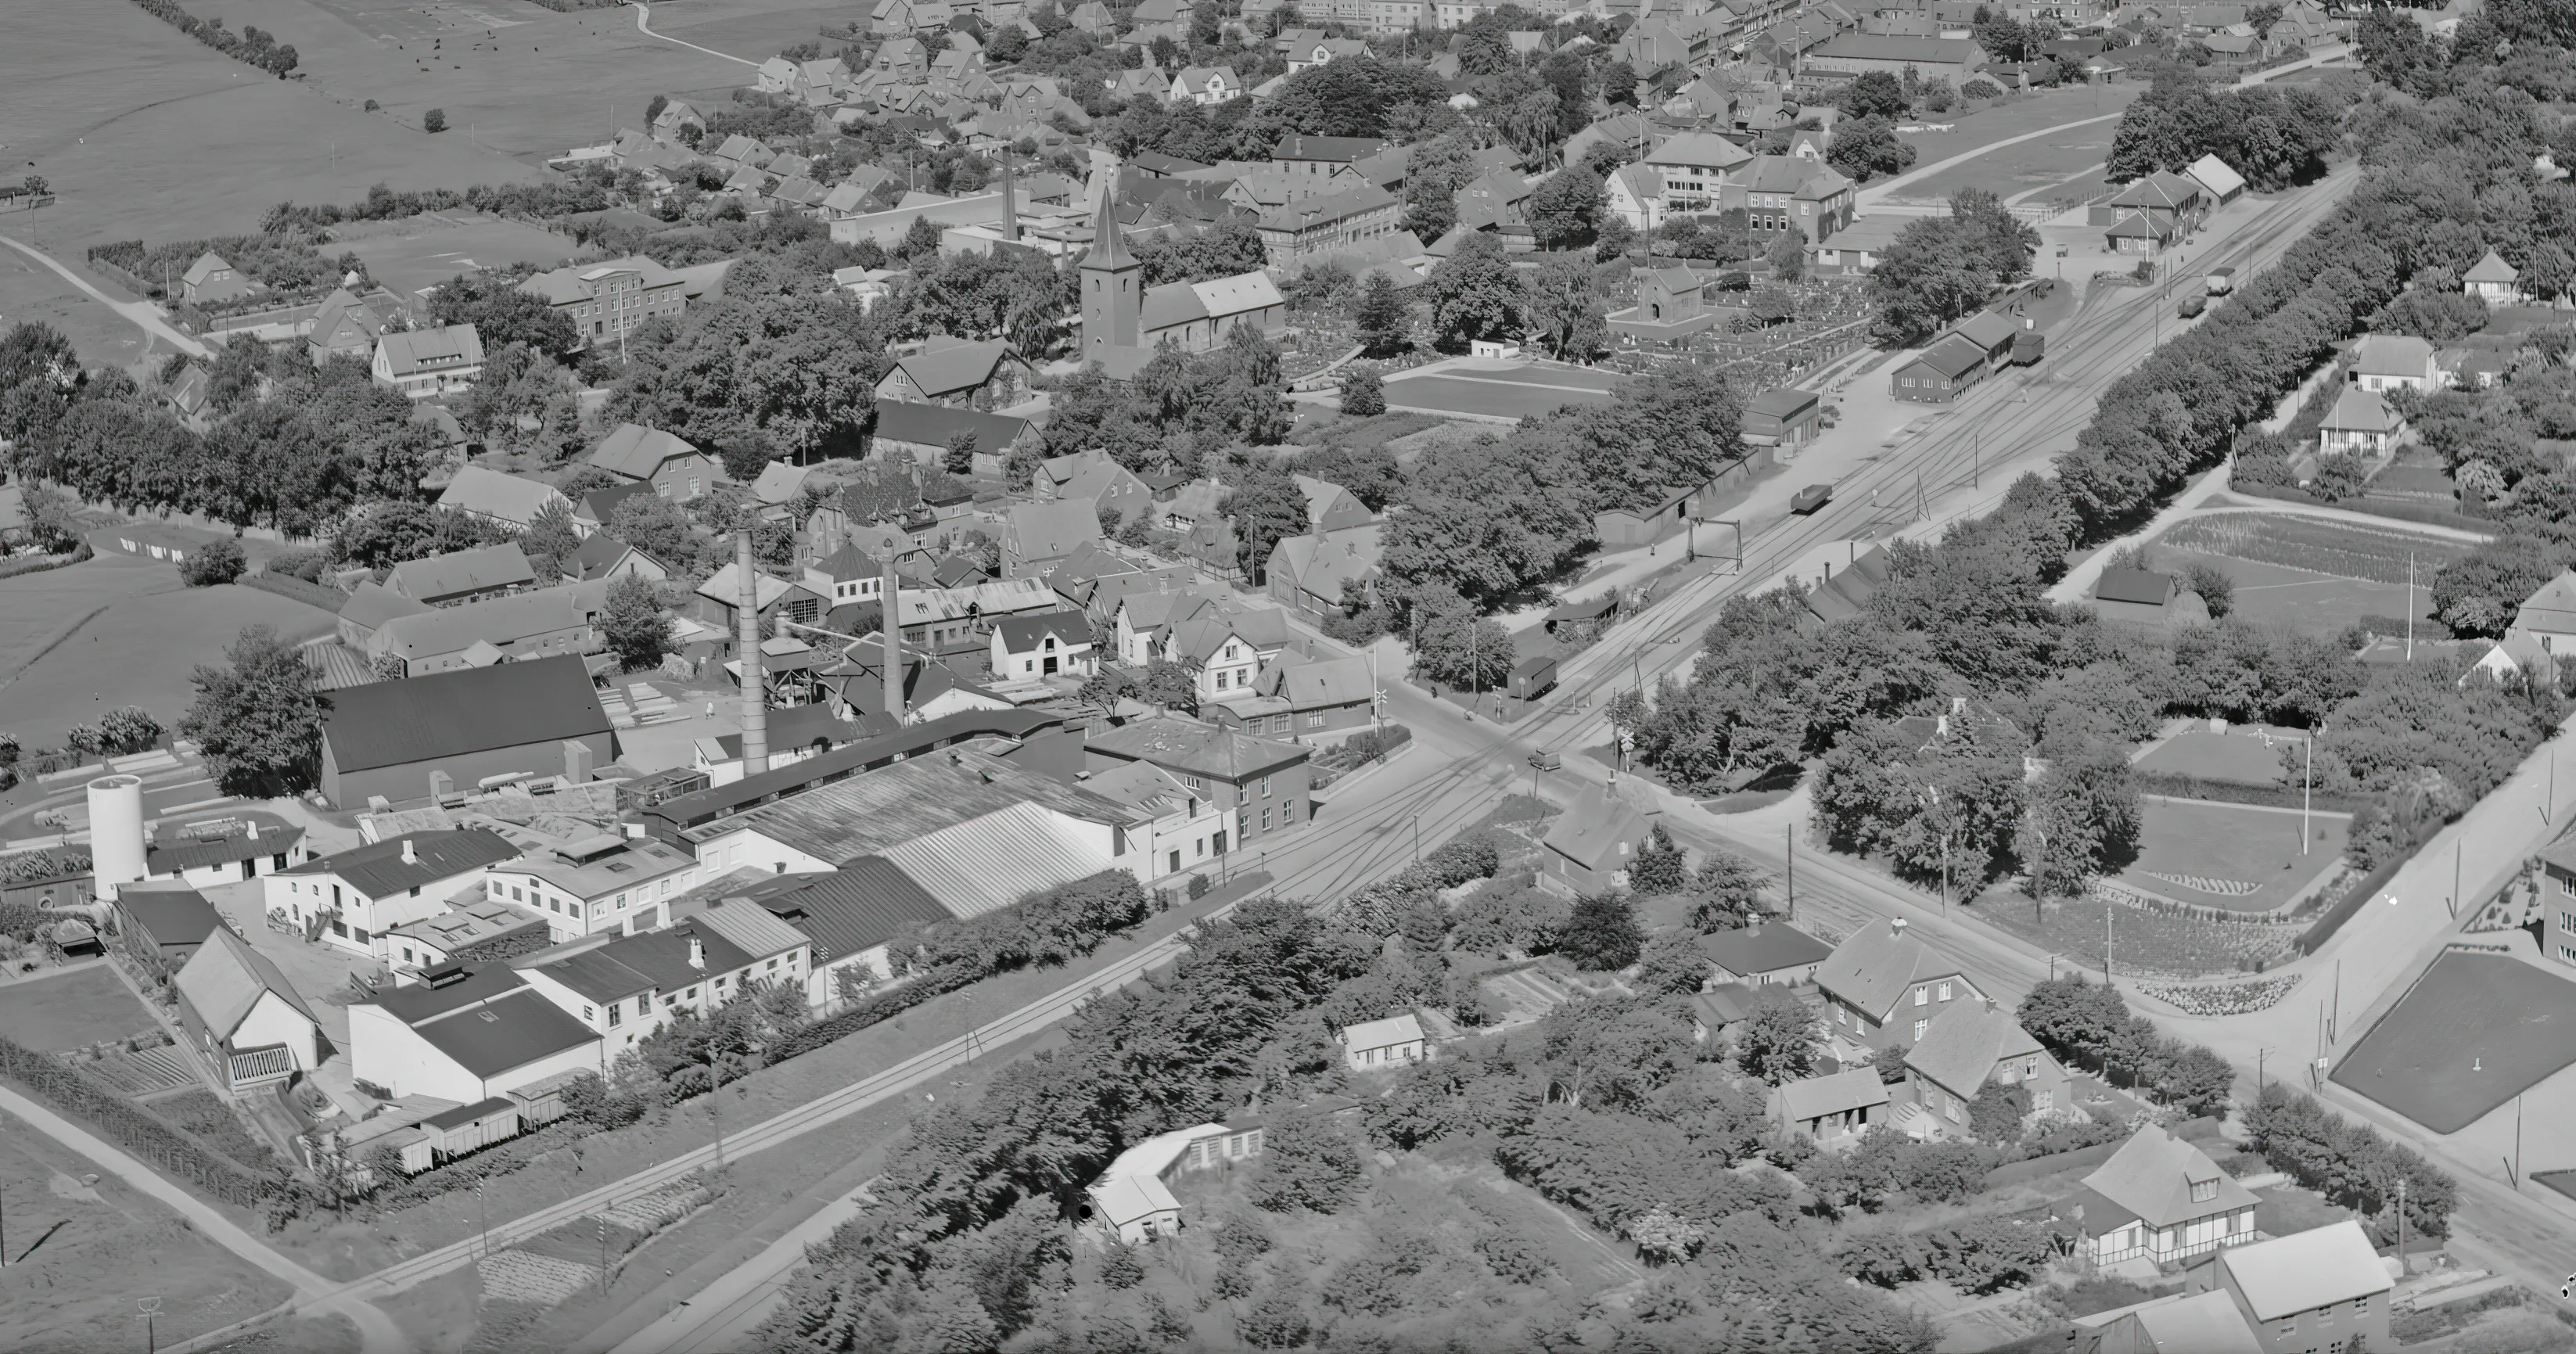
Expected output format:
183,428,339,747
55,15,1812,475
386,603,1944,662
316,655,618,809
174,928,323,1090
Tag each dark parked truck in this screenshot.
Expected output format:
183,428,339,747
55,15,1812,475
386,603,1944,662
1508,655,1558,701
2010,329,2046,366
2178,293,2207,319
1791,483,1833,514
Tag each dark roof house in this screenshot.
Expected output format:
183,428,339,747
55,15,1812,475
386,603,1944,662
318,655,617,807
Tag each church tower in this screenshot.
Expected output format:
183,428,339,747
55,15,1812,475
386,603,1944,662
1080,185,1141,357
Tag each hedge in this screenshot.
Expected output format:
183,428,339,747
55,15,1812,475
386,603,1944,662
0,544,93,581
2294,849,2406,955
2226,479,2489,533
0,1034,283,1210
2132,771,2369,814
239,569,347,612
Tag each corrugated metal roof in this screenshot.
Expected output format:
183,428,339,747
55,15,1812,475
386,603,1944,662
686,747,1134,865
878,803,1116,918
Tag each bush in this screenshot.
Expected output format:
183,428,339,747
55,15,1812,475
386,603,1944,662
180,537,246,586
1341,365,1386,416
264,546,332,584
2017,975,2234,1115
1187,872,1212,900
424,109,447,134
1249,1115,1364,1213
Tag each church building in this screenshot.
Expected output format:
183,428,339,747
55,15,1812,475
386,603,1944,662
1080,188,1284,380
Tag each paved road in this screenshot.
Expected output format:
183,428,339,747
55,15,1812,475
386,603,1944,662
0,232,208,358
487,157,2368,1353
0,1085,405,1354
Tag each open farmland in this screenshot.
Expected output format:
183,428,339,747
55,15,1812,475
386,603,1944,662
1870,84,2143,206
0,0,543,246
329,213,576,298
167,0,778,160
0,242,167,372
2158,511,2477,584
0,965,160,1054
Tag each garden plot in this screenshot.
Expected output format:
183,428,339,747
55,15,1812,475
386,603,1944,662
1978,890,2301,980
2152,511,2470,634
2133,725,2305,785
0,964,160,1053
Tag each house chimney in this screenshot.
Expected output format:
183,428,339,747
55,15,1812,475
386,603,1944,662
883,543,906,724
688,936,706,970
401,838,417,864
738,531,769,775
246,818,260,840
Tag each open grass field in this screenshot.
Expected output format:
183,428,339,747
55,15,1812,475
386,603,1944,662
0,551,336,748
0,964,161,1052
1,0,544,247
2134,727,2306,785
0,240,170,372
2162,550,2436,637
200,0,760,161
2117,797,2345,913
1873,86,2143,205
1382,361,1625,422
0,1126,294,1352
2333,950,2576,1134
330,212,577,298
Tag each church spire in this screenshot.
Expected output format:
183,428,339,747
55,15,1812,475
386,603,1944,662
1084,178,1135,271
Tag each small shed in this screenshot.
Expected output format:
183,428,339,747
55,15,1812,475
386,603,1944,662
1508,655,1558,701
1742,387,1822,447
1690,982,1755,1043
1769,1067,1891,1142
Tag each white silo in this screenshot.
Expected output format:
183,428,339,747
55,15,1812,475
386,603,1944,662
86,774,148,900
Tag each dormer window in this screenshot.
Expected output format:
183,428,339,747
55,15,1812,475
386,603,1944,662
2190,1178,2218,1204
1913,986,1928,1006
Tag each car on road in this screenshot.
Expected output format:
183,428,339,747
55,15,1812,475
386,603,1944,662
1791,483,1832,514
2178,293,2208,319
1529,749,1562,771
1818,404,1840,429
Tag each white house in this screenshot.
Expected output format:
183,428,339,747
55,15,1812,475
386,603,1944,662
173,929,324,1091
350,963,606,1100
513,904,813,1060
1083,1115,1266,1243
1169,66,1241,104
1643,130,1753,213
265,828,521,957
372,324,486,399
483,833,702,943
1080,760,1239,882
989,609,1097,682
2463,250,2524,307
2317,385,2402,457
2076,1123,2262,1266
1340,1011,1428,1070
2349,334,2439,392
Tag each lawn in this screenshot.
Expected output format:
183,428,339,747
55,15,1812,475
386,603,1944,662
0,241,169,372
0,555,336,747
1,0,541,248
2333,951,2576,1134
0,1126,293,1351
2115,797,2346,914
2157,511,2474,586
330,214,577,299
0,964,160,1053
2134,727,2305,785
1873,85,2144,205
1382,368,1623,422
1974,890,2301,979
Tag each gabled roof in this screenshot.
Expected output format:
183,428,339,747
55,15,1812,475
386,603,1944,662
377,325,485,377
1542,784,1651,872
992,609,1090,650
282,828,520,898
1907,333,1990,380
729,858,952,961
1006,499,1105,562
681,746,1134,863
2214,1221,2391,1320
175,928,317,1041
2351,333,2436,378
372,582,610,663
1343,1012,1424,1050
1694,921,1831,975
1813,32,1981,62
1814,918,1971,1019
1275,135,1386,163
2111,172,2203,208
436,466,569,526
1902,999,2044,1097
2463,249,2518,283
410,986,595,1077
2082,1122,2260,1230
889,339,1023,400
2095,567,2176,606
589,424,706,479
320,654,613,774
872,400,1033,451
1949,311,2021,353
390,543,537,600
2184,153,2247,199
119,885,225,948
2321,384,2399,433
2073,1291,2262,1352
1257,655,1373,709
1774,1066,1890,1122
342,580,435,631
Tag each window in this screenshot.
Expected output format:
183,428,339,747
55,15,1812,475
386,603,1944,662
1913,986,1928,1007
608,1004,623,1027
1262,808,1272,830
1913,1019,1928,1040
583,1005,595,1021
2191,1178,2217,1203
638,996,652,1016
1282,799,1294,823
1938,982,1952,1001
